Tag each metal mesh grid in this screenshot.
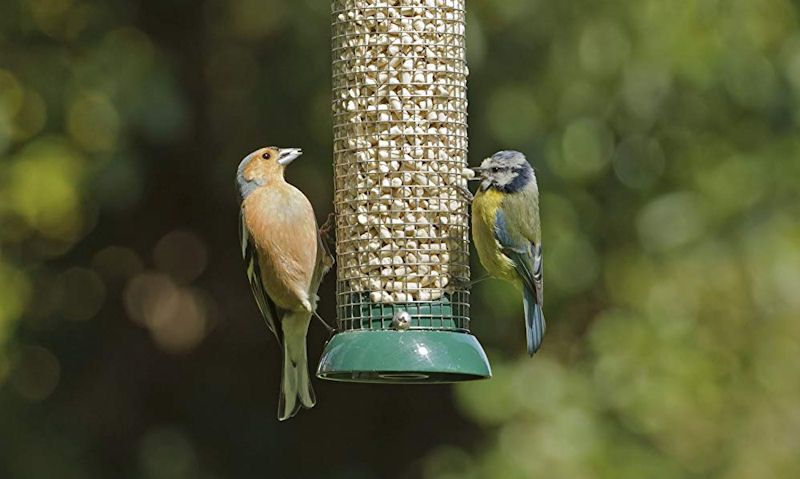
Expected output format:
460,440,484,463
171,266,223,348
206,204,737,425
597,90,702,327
332,0,470,332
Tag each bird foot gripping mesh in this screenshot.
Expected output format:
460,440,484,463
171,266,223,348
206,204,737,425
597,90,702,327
318,0,490,383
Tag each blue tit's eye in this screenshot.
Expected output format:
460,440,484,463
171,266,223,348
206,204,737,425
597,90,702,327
491,167,500,173
262,152,272,160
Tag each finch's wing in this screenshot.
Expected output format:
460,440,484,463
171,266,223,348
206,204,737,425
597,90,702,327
494,208,545,355
311,224,334,293
240,210,283,346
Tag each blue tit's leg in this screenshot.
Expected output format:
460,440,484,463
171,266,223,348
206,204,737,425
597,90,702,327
431,171,473,201
451,274,492,289
454,184,474,201
468,274,491,287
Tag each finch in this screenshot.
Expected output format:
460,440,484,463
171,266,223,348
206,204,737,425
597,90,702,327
237,146,333,420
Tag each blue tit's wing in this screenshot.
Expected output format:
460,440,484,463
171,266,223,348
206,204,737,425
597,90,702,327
240,210,283,347
493,209,538,293
495,207,545,355
497,185,543,305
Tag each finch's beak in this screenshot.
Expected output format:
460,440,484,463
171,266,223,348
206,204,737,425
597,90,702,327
277,148,303,166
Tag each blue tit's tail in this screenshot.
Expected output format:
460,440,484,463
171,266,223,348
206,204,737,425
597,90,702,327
522,286,546,356
277,312,316,421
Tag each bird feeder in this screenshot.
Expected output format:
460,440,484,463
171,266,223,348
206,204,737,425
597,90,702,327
317,0,491,382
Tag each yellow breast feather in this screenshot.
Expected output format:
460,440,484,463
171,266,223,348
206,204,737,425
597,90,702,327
472,189,518,283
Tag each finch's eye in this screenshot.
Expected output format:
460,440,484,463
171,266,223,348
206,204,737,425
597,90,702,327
491,167,500,173
261,152,272,160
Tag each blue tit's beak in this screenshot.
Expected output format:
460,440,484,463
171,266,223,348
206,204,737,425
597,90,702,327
463,167,478,181
277,148,303,166
466,166,486,181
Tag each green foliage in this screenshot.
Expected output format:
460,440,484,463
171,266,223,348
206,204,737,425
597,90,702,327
442,0,800,478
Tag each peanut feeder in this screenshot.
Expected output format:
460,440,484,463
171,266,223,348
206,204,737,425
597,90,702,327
317,0,491,383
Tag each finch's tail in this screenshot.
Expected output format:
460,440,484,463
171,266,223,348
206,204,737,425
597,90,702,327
522,286,546,356
277,313,316,421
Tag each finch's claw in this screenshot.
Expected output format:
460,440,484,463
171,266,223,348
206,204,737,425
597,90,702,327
320,211,335,236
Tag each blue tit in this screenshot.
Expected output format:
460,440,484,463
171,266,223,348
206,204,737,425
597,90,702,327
237,146,334,420
469,150,545,356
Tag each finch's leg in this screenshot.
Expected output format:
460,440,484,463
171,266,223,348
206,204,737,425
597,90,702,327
313,311,337,336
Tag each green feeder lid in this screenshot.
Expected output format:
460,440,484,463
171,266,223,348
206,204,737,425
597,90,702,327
317,329,492,383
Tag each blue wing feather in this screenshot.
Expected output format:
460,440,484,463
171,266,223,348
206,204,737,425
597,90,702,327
494,209,545,355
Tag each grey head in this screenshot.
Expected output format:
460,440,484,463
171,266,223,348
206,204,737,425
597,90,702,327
236,146,303,201
237,150,261,201
475,150,534,193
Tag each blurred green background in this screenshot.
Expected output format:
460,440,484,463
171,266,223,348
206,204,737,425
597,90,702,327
2,0,800,478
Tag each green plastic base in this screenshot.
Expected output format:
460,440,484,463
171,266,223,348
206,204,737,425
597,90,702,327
316,329,492,384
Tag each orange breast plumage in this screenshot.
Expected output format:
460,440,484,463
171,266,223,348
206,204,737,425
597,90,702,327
243,183,318,311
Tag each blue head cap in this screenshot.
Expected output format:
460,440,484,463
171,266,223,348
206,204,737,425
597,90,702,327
478,150,534,193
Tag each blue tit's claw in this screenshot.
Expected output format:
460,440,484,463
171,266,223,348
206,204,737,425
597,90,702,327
454,184,474,202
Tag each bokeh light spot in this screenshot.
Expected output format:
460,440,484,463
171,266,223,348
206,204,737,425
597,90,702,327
579,20,630,77
486,86,542,146
124,273,209,353
554,117,614,180
0,69,24,152
56,267,106,321
694,155,765,216
724,51,778,110
455,359,518,426
226,0,288,39
547,232,599,295
28,0,75,38
0,260,32,345
637,192,707,252
153,230,208,284
0,69,24,117
7,138,85,241
621,63,672,122
10,345,61,401
138,427,199,479
9,88,47,142
423,446,475,479
491,0,539,25
612,135,665,189
67,92,120,152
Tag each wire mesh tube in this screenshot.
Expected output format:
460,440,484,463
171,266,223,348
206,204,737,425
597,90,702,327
332,0,470,332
